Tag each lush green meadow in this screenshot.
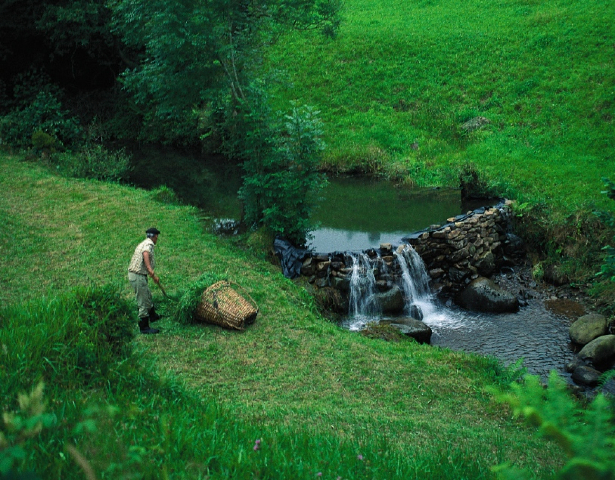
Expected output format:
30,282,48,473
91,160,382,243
2,0,615,475
0,153,569,478
265,0,615,213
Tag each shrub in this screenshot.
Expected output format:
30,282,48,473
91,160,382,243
149,185,182,205
51,144,131,182
0,285,135,394
31,130,58,153
532,262,545,282
0,91,82,149
10,69,60,110
493,372,615,479
595,177,615,282
70,285,136,358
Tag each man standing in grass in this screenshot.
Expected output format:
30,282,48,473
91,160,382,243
128,227,162,334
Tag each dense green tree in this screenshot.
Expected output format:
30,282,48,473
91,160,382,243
110,0,340,141
221,85,327,244
111,0,338,241
1,0,339,142
1,0,338,242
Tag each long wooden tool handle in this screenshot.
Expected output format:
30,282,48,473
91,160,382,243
154,278,169,297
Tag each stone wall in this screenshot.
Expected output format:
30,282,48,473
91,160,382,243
299,200,523,296
404,200,522,294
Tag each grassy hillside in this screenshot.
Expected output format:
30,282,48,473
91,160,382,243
0,152,567,478
264,0,615,213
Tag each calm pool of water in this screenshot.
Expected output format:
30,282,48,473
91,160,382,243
309,176,487,252
128,149,487,249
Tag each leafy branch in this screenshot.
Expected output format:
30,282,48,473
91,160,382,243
492,372,615,479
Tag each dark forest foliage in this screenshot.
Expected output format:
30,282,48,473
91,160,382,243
0,0,340,243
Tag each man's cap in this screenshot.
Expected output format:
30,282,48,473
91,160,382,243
146,227,161,235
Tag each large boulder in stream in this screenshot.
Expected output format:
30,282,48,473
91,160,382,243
373,285,405,314
569,313,608,346
455,277,519,313
388,318,432,344
578,335,615,369
571,365,602,387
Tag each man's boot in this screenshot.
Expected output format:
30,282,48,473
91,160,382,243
148,306,162,322
138,317,160,334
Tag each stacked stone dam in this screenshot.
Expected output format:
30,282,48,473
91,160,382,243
300,200,522,296
302,245,421,294
404,200,521,294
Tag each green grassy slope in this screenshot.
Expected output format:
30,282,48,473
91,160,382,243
265,0,615,212
0,153,564,477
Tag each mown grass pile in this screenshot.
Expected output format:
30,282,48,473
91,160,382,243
0,153,575,478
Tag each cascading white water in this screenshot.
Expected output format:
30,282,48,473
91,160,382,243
343,244,459,332
394,245,439,320
347,252,380,329
340,246,578,383
395,245,431,301
345,245,444,328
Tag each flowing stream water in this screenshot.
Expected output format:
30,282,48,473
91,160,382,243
340,246,577,382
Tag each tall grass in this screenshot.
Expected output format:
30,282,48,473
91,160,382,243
0,285,134,395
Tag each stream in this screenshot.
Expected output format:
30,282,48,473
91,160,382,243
339,249,581,383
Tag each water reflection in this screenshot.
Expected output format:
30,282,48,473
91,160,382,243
310,228,412,253
309,176,487,252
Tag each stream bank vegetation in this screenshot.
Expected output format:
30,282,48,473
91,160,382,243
1,153,614,478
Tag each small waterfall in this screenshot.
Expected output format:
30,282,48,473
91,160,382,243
395,245,431,302
394,245,437,320
343,245,444,330
348,253,380,326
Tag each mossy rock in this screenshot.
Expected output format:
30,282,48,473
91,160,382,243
360,323,409,342
569,313,608,346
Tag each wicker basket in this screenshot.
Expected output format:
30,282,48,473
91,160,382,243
196,281,258,331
